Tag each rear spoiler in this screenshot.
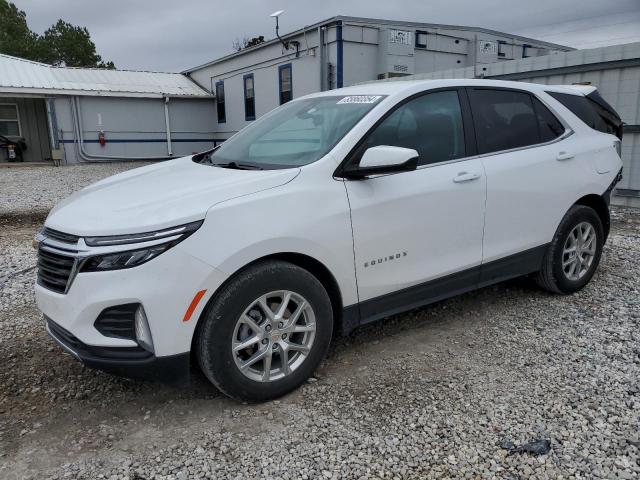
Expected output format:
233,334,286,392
552,84,597,96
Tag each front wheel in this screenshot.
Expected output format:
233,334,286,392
196,260,333,402
536,205,604,294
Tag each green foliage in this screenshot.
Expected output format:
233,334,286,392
38,20,114,68
245,36,265,48
232,36,266,52
0,0,38,59
0,0,115,69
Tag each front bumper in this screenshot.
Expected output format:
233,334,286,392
46,316,190,382
36,238,228,359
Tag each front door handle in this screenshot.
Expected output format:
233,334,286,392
556,151,575,161
453,172,481,183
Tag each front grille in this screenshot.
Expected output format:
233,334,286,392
94,304,138,340
42,227,80,244
37,247,76,294
47,317,151,361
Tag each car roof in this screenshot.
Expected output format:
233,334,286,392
300,79,589,100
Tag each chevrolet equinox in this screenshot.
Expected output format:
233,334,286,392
35,79,623,401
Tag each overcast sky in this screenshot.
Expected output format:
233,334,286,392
12,0,640,72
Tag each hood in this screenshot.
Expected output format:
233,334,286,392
46,156,299,236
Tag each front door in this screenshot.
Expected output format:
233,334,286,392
343,89,486,320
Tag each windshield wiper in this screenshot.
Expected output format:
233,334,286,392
211,161,263,170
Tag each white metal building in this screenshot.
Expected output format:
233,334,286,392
0,54,216,164
184,16,571,140
371,42,640,206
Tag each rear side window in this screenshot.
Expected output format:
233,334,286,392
468,89,540,154
546,91,621,137
532,97,565,142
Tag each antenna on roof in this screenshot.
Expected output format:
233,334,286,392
270,10,300,57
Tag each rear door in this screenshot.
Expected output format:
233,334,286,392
344,89,486,315
467,87,585,278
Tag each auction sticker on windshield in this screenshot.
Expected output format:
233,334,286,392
337,95,382,104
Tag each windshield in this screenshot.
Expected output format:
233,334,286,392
205,95,385,169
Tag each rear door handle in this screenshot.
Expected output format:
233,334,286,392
453,172,481,183
556,151,575,161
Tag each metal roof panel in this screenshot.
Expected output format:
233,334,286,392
0,54,211,97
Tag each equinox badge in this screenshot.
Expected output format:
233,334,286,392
364,252,407,268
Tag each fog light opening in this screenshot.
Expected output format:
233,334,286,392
134,305,154,353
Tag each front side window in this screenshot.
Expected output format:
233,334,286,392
359,90,466,166
215,81,226,123
244,74,255,120
279,64,292,105
209,95,384,169
0,104,20,136
468,89,539,154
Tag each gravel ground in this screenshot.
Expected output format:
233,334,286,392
0,162,152,219
0,165,638,479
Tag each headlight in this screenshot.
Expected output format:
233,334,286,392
80,220,202,272
80,244,172,272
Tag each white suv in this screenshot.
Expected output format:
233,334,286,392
35,79,623,401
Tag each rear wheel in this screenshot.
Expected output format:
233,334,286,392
536,205,604,294
196,260,333,402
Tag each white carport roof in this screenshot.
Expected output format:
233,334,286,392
0,54,211,98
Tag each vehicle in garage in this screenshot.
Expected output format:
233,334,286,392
35,79,623,401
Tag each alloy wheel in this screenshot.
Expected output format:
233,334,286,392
562,221,597,281
232,290,316,382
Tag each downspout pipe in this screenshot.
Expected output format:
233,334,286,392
164,96,172,156
318,26,325,91
71,96,174,162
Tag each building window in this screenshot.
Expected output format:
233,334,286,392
415,31,428,49
215,81,226,123
243,73,255,121
0,104,20,136
279,64,292,105
498,40,506,57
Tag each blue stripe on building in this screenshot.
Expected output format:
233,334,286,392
59,138,226,144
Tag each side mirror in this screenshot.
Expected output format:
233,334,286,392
342,145,418,179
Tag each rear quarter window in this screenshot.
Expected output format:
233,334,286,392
546,91,619,136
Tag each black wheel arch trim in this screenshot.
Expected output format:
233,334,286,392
191,252,347,355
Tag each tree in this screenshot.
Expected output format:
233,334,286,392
0,0,38,60
38,20,115,68
232,35,265,52
0,1,115,69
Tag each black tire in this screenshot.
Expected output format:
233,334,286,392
196,260,333,402
536,205,604,294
